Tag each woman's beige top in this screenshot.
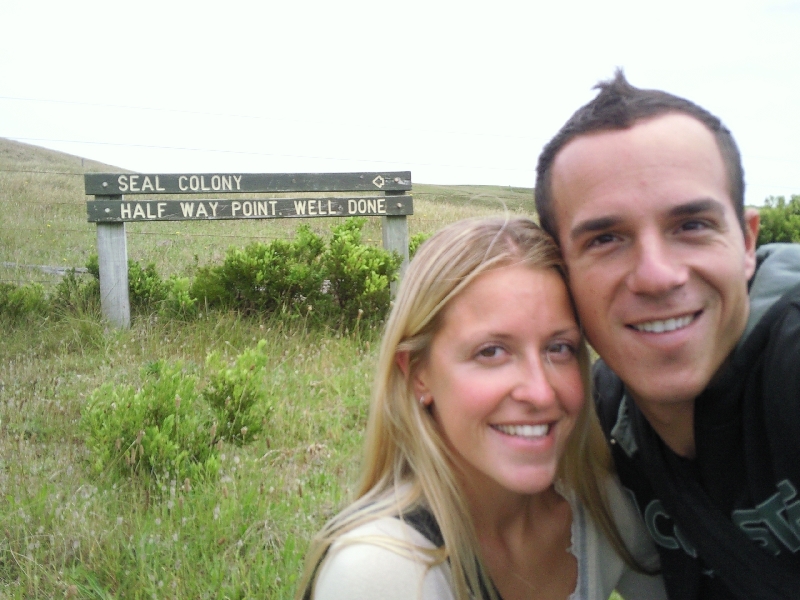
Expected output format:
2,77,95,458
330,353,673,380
312,477,667,600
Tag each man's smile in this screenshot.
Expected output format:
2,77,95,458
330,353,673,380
628,312,699,334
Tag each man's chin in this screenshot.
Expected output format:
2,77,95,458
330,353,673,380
627,380,703,412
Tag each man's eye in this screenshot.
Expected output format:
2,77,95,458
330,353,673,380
587,232,617,247
679,219,710,232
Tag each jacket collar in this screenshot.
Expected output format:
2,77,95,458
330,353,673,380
610,393,639,458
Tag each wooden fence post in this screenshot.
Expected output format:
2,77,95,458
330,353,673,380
383,190,410,296
95,194,130,328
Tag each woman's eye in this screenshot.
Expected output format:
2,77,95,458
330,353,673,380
546,342,577,363
477,345,504,359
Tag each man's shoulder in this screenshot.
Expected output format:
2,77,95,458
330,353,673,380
745,242,800,340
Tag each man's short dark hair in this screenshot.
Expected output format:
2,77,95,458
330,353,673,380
534,69,745,240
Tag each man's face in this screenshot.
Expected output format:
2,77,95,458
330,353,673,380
549,113,759,412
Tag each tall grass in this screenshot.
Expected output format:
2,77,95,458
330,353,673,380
0,138,539,598
1,313,379,598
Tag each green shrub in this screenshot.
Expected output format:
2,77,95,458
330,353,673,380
758,195,800,246
324,217,402,325
86,253,100,279
162,275,198,319
191,224,329,316
409,232,432,259
190,219,400,326
82,360,219,486
0,281,48,319
81,255,196,319
53,255,171,318
128,260,168,311
203,339,273,445
52,268,100,314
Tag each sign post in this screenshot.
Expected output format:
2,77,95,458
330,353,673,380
86,172,412,328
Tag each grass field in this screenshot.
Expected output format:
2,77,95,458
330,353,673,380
0,138,539,598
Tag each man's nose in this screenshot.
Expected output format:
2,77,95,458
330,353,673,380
626,234,688,296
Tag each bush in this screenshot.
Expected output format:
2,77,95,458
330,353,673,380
128,261,168,311
409,232,432,259
86,253,100,278
52,255,164,317
162,275,198,319
190,218,400,327
82,360,220,486
0,282,49,320
324,217,402,325
10,219,402,327
202,339,273,445
191,224,329,316
53,268,100,315
758,195,800,246
78,255,196,319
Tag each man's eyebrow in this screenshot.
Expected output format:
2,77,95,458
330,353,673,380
568,198,727,242
569,216,621,242
668,198,726,219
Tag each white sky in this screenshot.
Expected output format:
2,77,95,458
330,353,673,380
1,0,799,206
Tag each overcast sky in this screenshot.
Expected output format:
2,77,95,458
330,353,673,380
2,0,798,205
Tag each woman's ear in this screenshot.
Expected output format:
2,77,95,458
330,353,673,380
397,351,431,402
395,351,410,378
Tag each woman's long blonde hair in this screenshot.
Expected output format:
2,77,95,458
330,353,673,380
297,216,639,600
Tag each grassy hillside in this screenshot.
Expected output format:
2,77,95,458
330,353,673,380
0,138,533,286
0,139,538,599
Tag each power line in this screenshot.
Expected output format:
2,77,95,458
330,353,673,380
2,135,533,173
0,168,85,176
0,94,533,141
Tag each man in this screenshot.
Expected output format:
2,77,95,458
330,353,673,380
534,70,800,599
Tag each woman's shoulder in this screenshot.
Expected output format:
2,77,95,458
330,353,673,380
313,516,454,600
600,475,661,564
559,477,667,600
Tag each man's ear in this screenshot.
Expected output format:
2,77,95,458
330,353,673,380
743,208,760,279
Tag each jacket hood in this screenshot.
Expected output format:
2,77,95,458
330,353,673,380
742,243,800,343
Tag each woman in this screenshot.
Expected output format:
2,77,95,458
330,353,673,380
297,217,666,600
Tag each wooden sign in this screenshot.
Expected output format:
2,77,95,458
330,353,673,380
84,172,412,195
87,195,413,222
85,170,413,328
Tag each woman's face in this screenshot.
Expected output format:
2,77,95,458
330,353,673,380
414,264,585,497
